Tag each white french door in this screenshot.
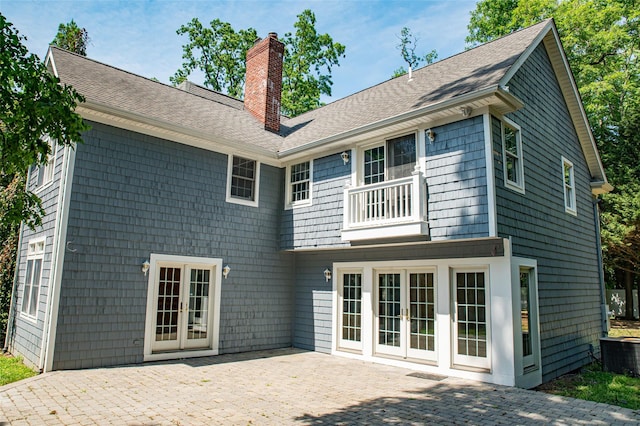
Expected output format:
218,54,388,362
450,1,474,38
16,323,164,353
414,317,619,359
452,268,491,369
152,262,216,352
375,270,436,361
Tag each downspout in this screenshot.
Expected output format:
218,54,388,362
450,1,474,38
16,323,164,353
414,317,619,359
41,144,76,372
593,196,608,337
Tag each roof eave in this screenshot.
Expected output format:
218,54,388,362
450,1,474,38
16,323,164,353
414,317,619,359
278,85,524,159
77,100,281,165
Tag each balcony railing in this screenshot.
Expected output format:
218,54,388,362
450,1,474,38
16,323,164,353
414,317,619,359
342,169,428,241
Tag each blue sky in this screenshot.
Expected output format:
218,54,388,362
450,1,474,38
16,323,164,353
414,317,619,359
1,0,478,102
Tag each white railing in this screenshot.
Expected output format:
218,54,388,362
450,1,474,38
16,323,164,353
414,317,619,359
343,170,427,231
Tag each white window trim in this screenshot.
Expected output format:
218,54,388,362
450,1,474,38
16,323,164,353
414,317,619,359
21,236,47,321
356,131,419,186
562,156,577,215
501,119,525,194
225,155,260,207
285,159,313,209
35,137,57,193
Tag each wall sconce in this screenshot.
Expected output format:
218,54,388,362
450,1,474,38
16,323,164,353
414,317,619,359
222,265,231,279
324,268,332,282
141,260,150,276
341,151,350,165
425,128,436,143
460,106,472,117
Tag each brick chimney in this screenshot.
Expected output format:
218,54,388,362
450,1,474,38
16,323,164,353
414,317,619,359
244,32,284,133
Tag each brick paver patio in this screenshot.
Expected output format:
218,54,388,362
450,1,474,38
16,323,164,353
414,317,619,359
1,348,639,425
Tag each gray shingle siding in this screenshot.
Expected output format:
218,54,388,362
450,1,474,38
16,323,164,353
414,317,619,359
8,144,67,368
54,122,293,369
280,153,350,249
496,44,602,382
426,116,489,239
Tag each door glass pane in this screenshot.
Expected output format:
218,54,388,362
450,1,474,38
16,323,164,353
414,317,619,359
342,273,362,342
364,146,385,184
456,272,487,358
520,270,532,357
378,273,401,347
387,134,416,180
188,268,210,340
409,273,435,351
156,267,180,342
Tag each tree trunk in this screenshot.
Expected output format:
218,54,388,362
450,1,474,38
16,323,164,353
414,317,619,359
625,269,634,319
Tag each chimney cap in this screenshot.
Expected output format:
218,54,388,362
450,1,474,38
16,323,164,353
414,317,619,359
268,32,278,39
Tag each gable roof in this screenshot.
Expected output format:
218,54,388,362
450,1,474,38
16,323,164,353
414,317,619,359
46,19,609,191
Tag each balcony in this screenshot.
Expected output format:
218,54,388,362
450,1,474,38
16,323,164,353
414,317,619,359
342,169,429,241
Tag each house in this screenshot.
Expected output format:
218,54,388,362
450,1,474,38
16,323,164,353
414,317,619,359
5,19,611,388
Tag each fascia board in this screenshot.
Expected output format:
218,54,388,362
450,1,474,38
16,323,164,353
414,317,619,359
278,86,523,159
77,100,281,166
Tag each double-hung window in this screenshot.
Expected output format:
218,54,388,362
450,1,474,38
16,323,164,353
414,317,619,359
226,155,260,207
36,137,56,189
362,133,416,184
21,237,46,319
562,157,576,215
286,160,312,208
502,120,524,193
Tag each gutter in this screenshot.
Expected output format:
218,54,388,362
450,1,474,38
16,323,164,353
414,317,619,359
593,197,608,338
278,85,524,158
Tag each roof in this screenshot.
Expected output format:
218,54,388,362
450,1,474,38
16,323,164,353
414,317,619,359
46,19,608,189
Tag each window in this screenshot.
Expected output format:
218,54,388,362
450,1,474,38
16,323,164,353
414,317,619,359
363,133,416,184
286,160,312,207
501,121,524,193
517,264,539,371
562,157,576,215
338,272,362,351
226,155,260,207
21,237,46,319
36,137,56,188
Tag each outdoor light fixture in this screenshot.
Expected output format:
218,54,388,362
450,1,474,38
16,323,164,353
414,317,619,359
341,151,350,165
141,260,150,276
460,106,472,117
223,265,231,279
324,268,332,282
426,128,436,143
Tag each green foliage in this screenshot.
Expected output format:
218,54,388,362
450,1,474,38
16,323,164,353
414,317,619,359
1,13,88,230
466,0,640,283
281,10,345,117
171,9,345,117
171,18,258,99
0,355,37,386
541,362,640,410
51,19,89,56
392,27,438,78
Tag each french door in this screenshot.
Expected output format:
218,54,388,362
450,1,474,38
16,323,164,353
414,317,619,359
375,270,436,361
452,269,490,369
152,263,216,352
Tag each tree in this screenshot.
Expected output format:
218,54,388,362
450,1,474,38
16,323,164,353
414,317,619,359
171,9,345,117
1,13,89,341
51,19,89,56
170,18,258,99
466,0,640,317
392,27,438,78
280,10,345,117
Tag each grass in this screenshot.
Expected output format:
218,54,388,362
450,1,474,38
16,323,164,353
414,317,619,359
0,355,37,386
538,362,640,410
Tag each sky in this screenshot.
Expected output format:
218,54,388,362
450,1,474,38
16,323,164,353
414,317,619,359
1,0,479,102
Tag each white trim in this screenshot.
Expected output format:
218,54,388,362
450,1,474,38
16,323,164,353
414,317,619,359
561,156,577,216
331,248,517,387
43,145,76,372
20,236,47,322
500,118,525,194
34,137,57,194
284,159,313,209
483,113,498,237
512,257,542,389
143,254,222,362
225,154,260,208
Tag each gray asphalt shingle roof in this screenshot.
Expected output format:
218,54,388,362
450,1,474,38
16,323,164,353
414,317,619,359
49,20,549,155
